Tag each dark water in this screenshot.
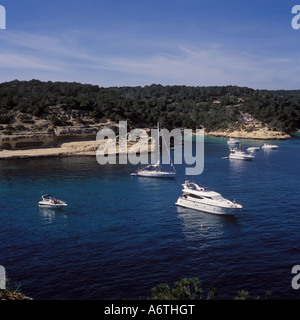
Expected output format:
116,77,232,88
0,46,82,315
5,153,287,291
0,135,300,299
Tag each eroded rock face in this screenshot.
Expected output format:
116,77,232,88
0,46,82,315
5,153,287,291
54,127,98,136
0,125,121,150
0,133,55,149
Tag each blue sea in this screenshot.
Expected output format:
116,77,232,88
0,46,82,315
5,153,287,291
0,135,300,300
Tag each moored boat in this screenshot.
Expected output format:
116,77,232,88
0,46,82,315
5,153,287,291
247,146,260,152
261,143,278,149
227,137,240,145
131,122,176,178
175,180,242,215
229,147,255,160
38,194,67,208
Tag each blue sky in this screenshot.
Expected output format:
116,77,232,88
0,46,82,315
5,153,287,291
0,0,299,89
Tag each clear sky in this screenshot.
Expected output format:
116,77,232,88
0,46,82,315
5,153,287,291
0,0,299,89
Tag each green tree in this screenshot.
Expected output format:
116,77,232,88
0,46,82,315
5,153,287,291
151,278,215,300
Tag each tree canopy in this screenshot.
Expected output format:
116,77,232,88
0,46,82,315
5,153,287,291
0,80,299,133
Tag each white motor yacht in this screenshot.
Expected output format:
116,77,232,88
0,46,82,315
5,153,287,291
227,137,240,145
261,143,278,149
229,147,255,160
175,181,242,215
131,123,176,178
247,146,260,152
38,194,67,208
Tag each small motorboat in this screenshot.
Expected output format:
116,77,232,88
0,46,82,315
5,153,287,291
227,137,240,145
261,143,278,149
38,194,67,208
247,147,260,152
229,147,255,160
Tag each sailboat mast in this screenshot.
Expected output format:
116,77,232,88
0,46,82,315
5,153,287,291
157,122,160,165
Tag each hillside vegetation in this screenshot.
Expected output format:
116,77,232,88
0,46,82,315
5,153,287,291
0,80,299,134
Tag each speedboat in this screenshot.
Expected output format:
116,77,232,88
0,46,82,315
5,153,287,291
247,146,260,152
261,143,278,149
175,180,242,215
38,194,67,208
229,147,255,160
227,137,240,145
131,122,176,178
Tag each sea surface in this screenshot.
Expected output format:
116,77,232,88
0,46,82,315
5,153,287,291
0,135,300,300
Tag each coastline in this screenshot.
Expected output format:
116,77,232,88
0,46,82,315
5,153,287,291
201,120,291,140
205,130,290,140
0,139,155,160
0,126,292,160
204,126,290,140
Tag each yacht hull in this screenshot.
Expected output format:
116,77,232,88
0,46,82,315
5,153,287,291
229,155,253,161
262,146,278,150
247,147,260,152
133,171,176,178
38,201,67,208
175,197,237,215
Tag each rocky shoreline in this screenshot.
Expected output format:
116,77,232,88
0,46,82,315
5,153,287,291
206,130,290,140
205,121,290,140
0,123,291,160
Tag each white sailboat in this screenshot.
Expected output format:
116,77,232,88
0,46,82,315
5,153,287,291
131,123,176,178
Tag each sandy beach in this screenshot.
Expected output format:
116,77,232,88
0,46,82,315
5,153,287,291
0,139,155,160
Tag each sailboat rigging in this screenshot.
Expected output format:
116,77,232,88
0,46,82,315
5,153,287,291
131,123,176,178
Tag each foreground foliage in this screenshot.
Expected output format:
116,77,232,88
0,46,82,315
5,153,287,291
0,282,32,300
151,278,271,300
